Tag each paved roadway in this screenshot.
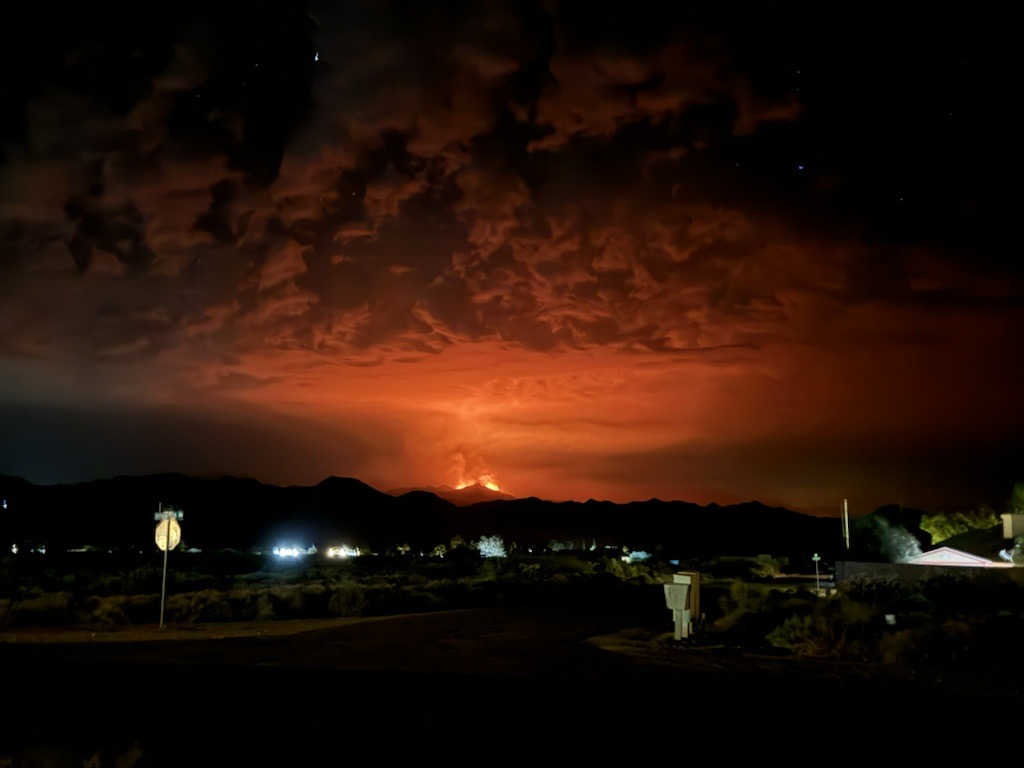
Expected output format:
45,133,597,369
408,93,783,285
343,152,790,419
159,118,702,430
2,602,1020,766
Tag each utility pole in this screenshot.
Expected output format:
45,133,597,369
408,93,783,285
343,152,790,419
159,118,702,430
841,498,850,551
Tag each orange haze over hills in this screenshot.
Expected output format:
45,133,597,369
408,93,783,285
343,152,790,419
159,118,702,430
387,483,516,507
0,3,1019,521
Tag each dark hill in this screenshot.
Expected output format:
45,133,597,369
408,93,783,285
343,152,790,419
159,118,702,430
387,483,516,506
0,474,844,559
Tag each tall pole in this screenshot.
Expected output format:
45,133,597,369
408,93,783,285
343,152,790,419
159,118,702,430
154,502,182,630
813,552,821,596
159,503,169,630
842,498,850,551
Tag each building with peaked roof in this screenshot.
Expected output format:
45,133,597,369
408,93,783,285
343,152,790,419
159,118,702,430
906,546,1001,567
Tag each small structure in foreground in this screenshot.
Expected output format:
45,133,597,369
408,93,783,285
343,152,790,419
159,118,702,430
663,571,702,640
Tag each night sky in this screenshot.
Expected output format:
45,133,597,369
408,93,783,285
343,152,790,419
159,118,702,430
0,1,1019,517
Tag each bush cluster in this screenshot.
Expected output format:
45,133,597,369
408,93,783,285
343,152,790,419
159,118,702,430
4,550,1021,678
700,574,1024,674
0,551,674,628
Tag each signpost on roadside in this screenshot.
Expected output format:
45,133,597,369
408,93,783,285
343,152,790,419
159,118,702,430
154,503,184,629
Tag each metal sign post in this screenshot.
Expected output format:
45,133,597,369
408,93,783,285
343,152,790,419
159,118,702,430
154,503,183,629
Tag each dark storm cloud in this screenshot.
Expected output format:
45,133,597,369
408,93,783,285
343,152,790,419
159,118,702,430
5,0,989,367
255,0,828,359
0,1,1019,509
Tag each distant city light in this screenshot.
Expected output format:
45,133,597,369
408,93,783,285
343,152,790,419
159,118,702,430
326,545,360,558
273,545,316,558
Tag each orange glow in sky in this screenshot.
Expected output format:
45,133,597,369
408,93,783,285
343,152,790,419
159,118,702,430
0,3,1020,518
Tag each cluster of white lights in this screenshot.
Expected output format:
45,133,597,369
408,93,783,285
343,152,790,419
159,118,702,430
8,543,47,554
271,544,359,558
273,546,312,558
326,546,360,558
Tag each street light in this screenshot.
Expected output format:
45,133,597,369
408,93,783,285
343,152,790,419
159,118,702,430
812,552,821,596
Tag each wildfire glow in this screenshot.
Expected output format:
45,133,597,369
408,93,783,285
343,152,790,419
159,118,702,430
455,473,502,492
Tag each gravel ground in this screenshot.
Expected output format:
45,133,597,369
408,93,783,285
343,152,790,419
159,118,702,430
4,607,1022,701
2,605,1022,767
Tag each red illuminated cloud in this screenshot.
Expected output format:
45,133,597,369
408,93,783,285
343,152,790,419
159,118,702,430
0,3,1019,515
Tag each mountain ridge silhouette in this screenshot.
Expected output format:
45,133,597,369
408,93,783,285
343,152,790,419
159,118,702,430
0,472,845,560
387,483,517,506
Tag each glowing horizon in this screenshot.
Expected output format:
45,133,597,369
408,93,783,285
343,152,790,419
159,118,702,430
0,3,1019,520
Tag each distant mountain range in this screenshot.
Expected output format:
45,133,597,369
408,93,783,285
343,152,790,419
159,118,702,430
387,483,517,506
0,473,850,561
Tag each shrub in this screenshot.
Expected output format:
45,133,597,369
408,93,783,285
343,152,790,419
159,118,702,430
766,614,835,656
167,589,235,624
542,555,596,576
253,590,278,621
6,591,76,626
766,600,863,659
603,558,639,581
516,563,541,580
874,619,978,668
476,559,501,582
327,583,368,617
264,584,328,619
920,507,999,544
878,628,920,666
749,558,783,579
707,582,823,648
719,580,774,615
477,536,507,559
84,594,160,626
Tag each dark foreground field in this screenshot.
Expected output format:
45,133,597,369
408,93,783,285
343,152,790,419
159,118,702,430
3,598,1022,767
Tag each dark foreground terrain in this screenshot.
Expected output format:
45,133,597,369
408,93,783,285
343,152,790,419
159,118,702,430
3,599,1022,767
